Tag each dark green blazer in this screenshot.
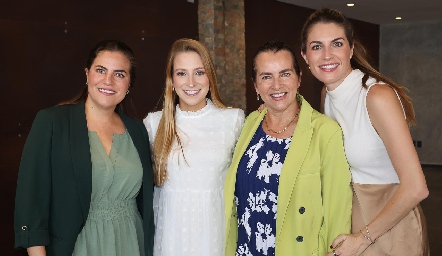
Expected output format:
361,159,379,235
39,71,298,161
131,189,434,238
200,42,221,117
14,103,154,256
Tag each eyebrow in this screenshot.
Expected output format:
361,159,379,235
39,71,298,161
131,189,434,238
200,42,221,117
259,71,273,76
174,67,205,71
309,37,345,45
279,69,293,74
259,69,293,75
95,65,127,73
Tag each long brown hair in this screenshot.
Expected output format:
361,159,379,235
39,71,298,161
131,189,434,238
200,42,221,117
153,38,225,186
301,8,415,125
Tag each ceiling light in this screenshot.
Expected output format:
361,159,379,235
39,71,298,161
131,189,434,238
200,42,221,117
395,16,402,20
347,3,355,7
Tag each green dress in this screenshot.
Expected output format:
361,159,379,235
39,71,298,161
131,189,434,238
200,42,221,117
72,131,144,256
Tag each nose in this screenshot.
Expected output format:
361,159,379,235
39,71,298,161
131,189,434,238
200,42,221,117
322,46,333,61
104,73,113,85
272,77,282,90
187,74,196,87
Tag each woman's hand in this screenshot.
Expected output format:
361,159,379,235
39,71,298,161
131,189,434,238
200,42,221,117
326,232,372,256
27,246,46,256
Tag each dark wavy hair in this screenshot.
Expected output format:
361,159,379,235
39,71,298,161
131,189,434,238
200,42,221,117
252,41,301,83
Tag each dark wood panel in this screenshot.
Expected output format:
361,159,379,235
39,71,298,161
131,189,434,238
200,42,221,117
0,1,198,255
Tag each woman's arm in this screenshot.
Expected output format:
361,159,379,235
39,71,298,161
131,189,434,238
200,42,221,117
330,84,429,255
363,84,428,237
27,246,46,256
14,110,53,250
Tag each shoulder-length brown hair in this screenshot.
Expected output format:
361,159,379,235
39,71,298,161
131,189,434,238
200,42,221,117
153,38,225,186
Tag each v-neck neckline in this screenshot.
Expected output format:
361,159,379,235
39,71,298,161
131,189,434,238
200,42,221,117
89,130,127,158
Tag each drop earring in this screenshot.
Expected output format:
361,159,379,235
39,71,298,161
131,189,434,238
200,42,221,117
126,90,129,95
257,93,260,101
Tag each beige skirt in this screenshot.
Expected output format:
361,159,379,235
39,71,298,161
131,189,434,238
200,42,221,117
352,183,429,256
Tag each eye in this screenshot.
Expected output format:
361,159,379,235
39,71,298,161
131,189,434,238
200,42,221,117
115,72,125,78
176,71,186,77
96,68,105,74
281,72,291,78
333,41,343,47
261,75,272,80
195,70,206,76
311,44,321,50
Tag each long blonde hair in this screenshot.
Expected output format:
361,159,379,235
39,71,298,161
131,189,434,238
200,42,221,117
300,8,415,125
153,38,226,186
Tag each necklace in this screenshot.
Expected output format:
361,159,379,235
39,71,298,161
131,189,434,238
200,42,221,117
264,109,300,134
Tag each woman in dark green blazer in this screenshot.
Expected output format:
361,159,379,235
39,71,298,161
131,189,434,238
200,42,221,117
14,40,154,256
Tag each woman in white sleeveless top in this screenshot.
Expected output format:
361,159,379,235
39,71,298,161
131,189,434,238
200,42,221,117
301,8,429,256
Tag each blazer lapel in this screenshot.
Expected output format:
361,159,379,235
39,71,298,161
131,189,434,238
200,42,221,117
276,96,313,239
70,103,92,222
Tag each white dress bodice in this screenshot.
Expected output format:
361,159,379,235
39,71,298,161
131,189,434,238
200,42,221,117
143,99,244,255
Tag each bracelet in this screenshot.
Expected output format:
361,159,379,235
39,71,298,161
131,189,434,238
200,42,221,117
360,226,375,244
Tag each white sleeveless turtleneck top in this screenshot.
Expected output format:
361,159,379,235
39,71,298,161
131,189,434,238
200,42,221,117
324,69,403,184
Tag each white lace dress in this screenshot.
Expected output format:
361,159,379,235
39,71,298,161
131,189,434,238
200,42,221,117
143,100,244,256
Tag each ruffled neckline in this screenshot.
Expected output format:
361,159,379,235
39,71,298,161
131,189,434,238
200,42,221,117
176,99,214,117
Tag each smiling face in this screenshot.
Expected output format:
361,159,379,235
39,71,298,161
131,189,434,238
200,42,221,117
302,22,354,91
85,50,131,110
172,51,210,112
254,50,301,114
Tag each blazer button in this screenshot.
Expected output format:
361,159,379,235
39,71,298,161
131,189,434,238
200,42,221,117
296,236,303,242
299,207,305,214
21,226,28,231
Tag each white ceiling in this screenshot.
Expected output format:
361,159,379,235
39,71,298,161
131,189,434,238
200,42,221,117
277,0,442,25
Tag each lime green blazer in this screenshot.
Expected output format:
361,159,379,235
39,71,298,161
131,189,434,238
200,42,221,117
224,96,352,255
14,103,154,256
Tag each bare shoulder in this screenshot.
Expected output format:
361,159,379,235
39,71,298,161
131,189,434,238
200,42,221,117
366,83,403,113
366,83,398,104
366,83,406,131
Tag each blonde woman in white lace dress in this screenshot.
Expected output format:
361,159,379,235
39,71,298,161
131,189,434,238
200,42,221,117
143,39,244,256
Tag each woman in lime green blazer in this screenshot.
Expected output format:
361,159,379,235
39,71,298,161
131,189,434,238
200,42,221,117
224,41,351,256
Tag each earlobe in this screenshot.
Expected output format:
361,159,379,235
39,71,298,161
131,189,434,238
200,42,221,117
350,44,355,59
300,50,308,64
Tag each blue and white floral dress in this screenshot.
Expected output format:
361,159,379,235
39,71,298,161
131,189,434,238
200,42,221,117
234,124,292,256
